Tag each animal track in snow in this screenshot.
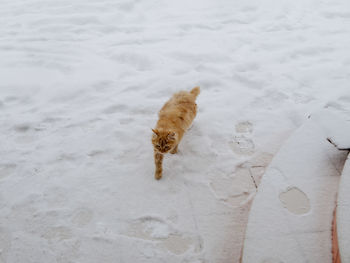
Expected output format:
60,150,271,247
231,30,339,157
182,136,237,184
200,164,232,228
102,104,128,114
241,6,258,13
251,89,289,109
124,216,201,255
233,73,263,90
291,92,314,104
92,81,114,93
4,96,18,102
42,226,73,241
119,117,134,125
323,11,350,19
87,149,110,158
126,216,174,240
110,52,153,71
0,163,17,180
71,208,93,227
235,62,260,73
57,153,78,162
209,168,256,206
116,0,140,12
230,135,255,155
290,46,334,59
235,121,253,133
14,123,31,133
210,152,273,205
230,121,255,155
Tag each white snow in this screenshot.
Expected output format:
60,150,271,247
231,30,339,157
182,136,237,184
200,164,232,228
0,0,350,262
242,110,348,263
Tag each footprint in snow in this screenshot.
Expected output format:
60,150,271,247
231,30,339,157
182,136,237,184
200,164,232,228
209,167,256,207
42,226,73,241
209,152,273,206
102,104,128,114
230,121,255,155
71,208,94,227
0,164,17,180
123,216,202,255
235,121,253,133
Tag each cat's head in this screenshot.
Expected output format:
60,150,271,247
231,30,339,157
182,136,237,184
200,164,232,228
152,129,177,153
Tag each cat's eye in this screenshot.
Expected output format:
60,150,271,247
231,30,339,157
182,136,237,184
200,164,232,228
164,146,170,150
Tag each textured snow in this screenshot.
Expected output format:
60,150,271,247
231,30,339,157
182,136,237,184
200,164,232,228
1,0,350,262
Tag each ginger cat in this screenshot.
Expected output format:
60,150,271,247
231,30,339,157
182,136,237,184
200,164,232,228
152,87,200,180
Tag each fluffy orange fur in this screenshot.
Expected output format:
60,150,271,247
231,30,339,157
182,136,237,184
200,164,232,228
152,86,200,180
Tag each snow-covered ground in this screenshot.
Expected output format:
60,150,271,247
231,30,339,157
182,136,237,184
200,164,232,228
0,0,349,262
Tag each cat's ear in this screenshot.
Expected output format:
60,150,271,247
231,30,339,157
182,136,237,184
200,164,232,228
167,132,176,140
152,129,159,136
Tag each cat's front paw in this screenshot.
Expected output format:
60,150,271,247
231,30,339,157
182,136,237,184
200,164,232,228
170,149,178,154
155,172,162,180
170,145,178,154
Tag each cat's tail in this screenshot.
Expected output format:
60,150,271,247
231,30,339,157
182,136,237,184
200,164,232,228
190,86,200,98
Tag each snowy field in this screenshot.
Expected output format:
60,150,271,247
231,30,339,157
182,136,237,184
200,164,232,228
0,0,350,262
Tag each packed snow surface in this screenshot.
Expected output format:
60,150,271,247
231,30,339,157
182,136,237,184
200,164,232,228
0,0,350,262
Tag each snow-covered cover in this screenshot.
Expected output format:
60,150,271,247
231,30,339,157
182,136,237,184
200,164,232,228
242,110,348,263
0,0,350,262
312,110,350,150
337,155,350,263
